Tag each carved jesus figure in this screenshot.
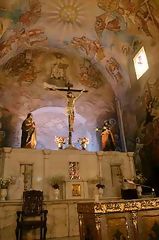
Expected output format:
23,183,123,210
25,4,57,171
44,82,84,132
65,90,84,131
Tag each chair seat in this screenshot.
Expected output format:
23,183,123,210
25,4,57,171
18,220,44,229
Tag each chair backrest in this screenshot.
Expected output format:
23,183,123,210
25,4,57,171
22,190,43,216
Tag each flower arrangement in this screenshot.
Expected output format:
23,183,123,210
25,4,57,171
0,176,16,189
133,172,147,185
49,176,65,189
96,183,105,189
78,137,89,150
55,136,66,149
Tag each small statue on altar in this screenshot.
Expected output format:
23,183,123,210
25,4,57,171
96,119,116,151
21,113,36,149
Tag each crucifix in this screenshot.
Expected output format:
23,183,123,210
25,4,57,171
44,81,88,146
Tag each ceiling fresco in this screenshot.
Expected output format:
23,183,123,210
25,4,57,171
0,0,159,151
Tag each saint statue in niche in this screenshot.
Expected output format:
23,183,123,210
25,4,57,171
21,113,36,149
96,119,116,151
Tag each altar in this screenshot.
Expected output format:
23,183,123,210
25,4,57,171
0,147,135,200
77,198,159,240
0,147,136,239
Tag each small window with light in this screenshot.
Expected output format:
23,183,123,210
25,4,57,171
133,46,149,80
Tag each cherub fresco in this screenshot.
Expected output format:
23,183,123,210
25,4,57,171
97,0,119,12
96,0,159,39
0,0,43,63
2,50,37,85
79,60,103,88
95,12,127,36
105,57,123,84
0,0,41,27
134,1,159,37
71,35,105,60
19,0,41,26
17,63,37,85
0,27,47,61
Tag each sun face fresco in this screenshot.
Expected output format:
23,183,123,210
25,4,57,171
59,4,78,24
44,0,85,27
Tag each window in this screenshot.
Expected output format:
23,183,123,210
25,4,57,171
133,46,149,80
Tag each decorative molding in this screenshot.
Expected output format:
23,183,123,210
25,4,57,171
42,149,51,156
77,198,159,214
3,147,12,154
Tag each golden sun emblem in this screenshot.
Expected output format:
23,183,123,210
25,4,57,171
45,0,85,26
59,5,78,24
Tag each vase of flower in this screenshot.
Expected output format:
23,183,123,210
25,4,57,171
134,171,146,198
52,183,60,200
98,187,104,196
49,176,65,200
0,176,15,200
136,185,142,197
55,136,66,149
0,188,8,201
53,187,60,200
96,183,105,198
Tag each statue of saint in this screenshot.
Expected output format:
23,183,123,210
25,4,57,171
96,120,116,151
21,113,36,148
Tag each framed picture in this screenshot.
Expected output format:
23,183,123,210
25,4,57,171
72,183,81,196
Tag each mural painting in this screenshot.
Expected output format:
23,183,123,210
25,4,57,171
71,36,105,61
0,0,158,155
79,59,103,88
0,0,47,65
96,0,159,39
48,53,69,87
105,57,124,85
43,0,86,27
2,50,37,85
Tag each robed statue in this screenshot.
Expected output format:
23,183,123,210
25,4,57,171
96,120,116,151
21,113,37,148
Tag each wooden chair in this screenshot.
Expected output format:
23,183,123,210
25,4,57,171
15,190,48,240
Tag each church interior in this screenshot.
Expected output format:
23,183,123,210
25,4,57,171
1,0,159,239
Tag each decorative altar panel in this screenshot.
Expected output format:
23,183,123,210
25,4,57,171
138,211,159,239
77,198,159,240
107,216,129,239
